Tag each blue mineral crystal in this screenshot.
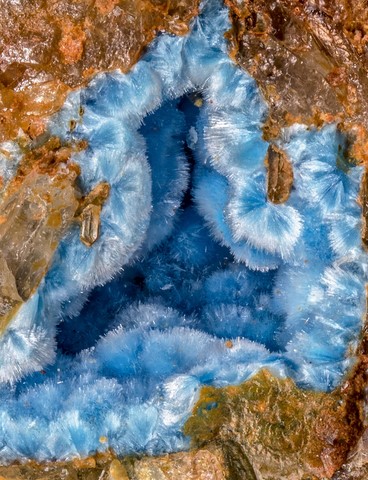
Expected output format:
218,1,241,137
0,0,365,463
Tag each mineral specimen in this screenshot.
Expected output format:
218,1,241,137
0,0,367,478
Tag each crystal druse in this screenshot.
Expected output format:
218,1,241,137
0,0,367,477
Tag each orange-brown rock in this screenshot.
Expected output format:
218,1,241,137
333,431,368,480
0,452,116,480
0,449,227,480
184,368,368,479
225,0,368,164
0,0,200,143
359,169,368,251
132,448,228,480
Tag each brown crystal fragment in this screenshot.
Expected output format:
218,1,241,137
75,181,110,217
225,0,368,162
80,204,102,247
0,136,113,332
265,144,293,204
359,169,368,251
0,0,200,144
76,181,110,247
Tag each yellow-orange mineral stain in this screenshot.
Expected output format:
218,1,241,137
95,0,120,15
59,21,86,65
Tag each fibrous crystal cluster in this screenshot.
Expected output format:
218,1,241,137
0,0,366,465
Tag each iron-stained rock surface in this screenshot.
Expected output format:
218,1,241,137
0,0,200,143
225,0,368,162
184,369,367,479
0,449,227,480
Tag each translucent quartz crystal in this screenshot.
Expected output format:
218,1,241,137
0,255,22,324
77,181,110,247
80,204,102,247
0,167,79,333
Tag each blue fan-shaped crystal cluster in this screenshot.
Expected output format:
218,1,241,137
0,0,365,462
